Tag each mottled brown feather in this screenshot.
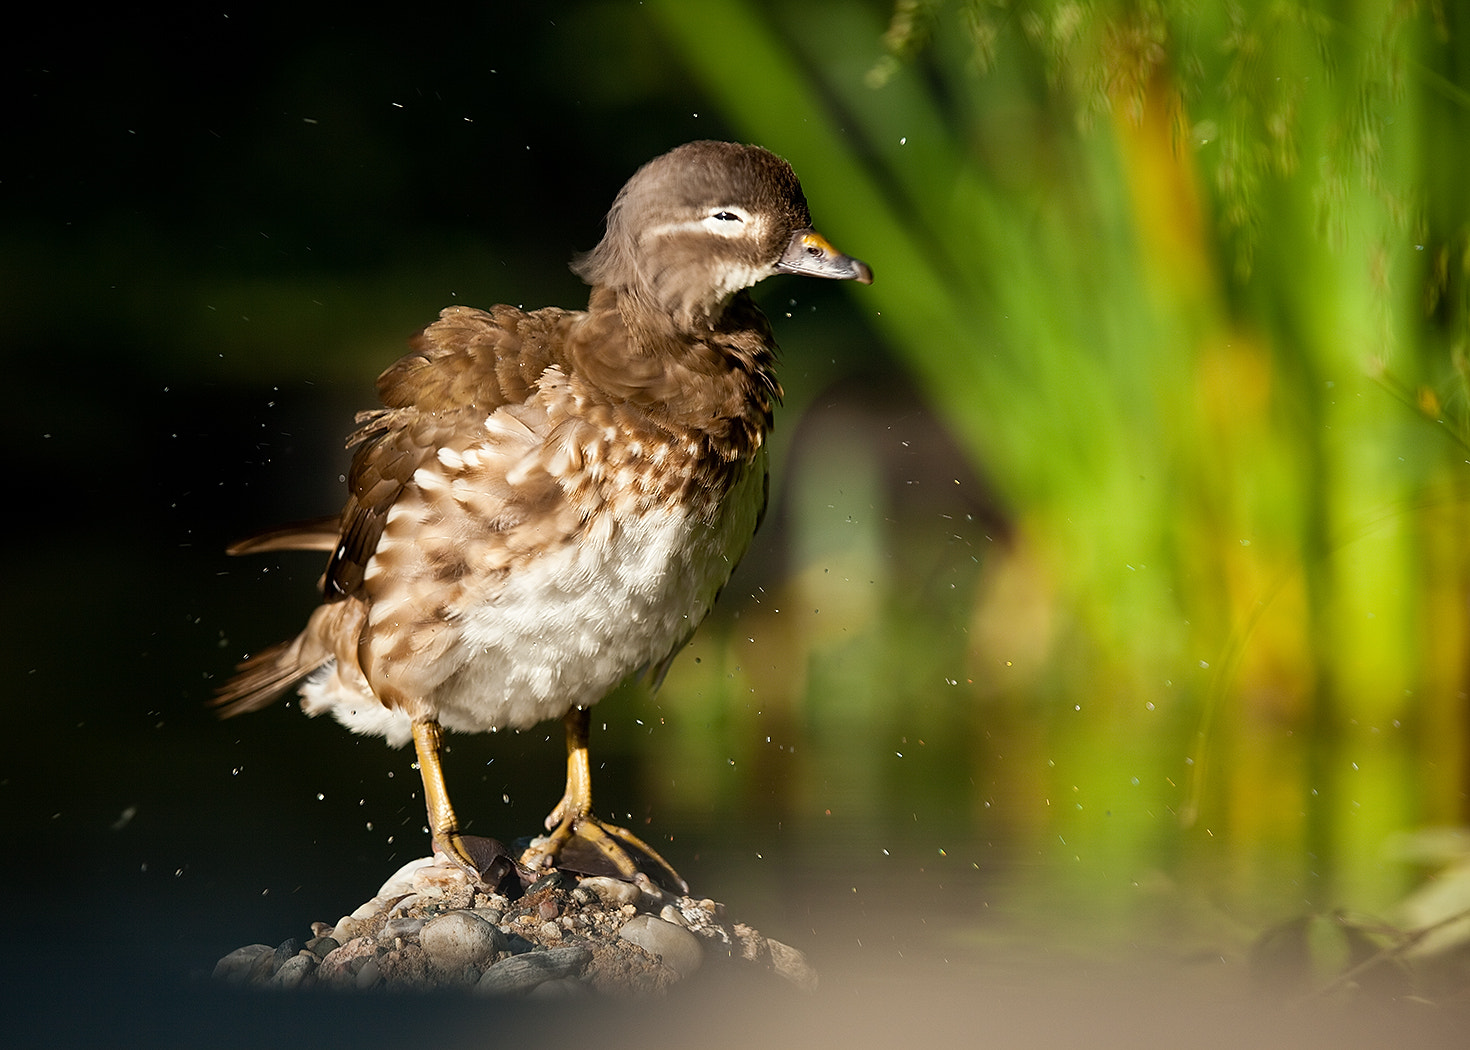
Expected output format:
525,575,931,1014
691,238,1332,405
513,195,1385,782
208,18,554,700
213,601,366,716
214,141,861,732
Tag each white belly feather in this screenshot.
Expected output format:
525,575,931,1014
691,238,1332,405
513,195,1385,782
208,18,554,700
300,454,765,745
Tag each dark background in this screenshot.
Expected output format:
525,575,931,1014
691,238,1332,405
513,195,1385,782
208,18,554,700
2,4,917,1044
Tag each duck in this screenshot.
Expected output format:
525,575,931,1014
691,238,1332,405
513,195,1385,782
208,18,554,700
215,140,872,892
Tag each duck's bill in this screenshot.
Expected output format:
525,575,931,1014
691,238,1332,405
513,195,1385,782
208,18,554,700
776,229,873,284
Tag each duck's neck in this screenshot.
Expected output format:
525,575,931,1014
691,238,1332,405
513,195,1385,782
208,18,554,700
568,285,782,444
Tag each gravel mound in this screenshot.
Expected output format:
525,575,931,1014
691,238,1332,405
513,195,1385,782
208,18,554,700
213,854,817,997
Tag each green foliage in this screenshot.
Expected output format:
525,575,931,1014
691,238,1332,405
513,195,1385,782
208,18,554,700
649,0,1470,945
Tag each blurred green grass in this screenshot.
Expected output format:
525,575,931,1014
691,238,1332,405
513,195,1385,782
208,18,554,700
645,0,1470,937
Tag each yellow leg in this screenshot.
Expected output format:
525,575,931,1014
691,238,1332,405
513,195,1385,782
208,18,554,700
411,719,478,875
547,705,595,826
521,708,688,894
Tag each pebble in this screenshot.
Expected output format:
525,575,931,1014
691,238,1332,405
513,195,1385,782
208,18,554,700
247,946,278,984
376,857,437,899
476,945,590,996
212,944,273,986
619,914,703,977
412,862,472,899
271,938,300,973
768,938,820,993
213,853,813,996
304,935,339,959
271,953,317,989
419,911,507,972
529,976,585,999
355,956,382,990
525,870,575,895
388,894,420,917
329,916,358,943
317,935,377,986
502,932,536,955
382,916,426,942
349,897,387,921
578,876,640,908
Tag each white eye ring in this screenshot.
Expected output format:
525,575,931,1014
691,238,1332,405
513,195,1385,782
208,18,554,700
703,205,752,235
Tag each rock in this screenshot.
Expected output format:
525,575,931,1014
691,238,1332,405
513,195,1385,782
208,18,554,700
528,977,585,999
619,914,703,978
579,936,679,996
387,894,420,917
578,876,640,908
304,935,339,959
373,942,436,990
247,947,278,984
419,911,507,973
476,945,591,996
672,898,729,944
329,915,361,944
525,870,575,895
503,932,536,955
355,955,383,990
376,856,436,899
631,872,673,908
382,916,427,943
350,896,388,921
413,860,473,901
768,938,818,992
271,938,300,973
215,860,817,996
212,944,273,986
317,935,378,988
271,953,317,989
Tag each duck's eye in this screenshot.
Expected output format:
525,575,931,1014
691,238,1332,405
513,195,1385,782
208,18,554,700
711,210,742,222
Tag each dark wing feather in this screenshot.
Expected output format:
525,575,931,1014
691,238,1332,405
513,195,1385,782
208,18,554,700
212,602,364,717
321,305,559,602
212,637,328,717
226,516,341,555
